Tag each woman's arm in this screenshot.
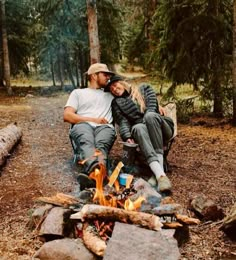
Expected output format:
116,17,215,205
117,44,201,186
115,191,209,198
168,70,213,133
112,100,132,141
141,84,158,112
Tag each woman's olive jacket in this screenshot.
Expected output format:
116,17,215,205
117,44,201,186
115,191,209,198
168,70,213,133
111,83,159,141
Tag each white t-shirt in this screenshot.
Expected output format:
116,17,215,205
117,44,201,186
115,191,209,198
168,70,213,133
65,88,114,127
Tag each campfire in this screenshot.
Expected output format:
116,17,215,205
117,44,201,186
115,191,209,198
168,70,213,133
34,159,201,258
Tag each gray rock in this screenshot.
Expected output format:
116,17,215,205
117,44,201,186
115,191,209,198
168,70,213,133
103,222,180,260
39,207,73,239
131,178,162,212
33,238,96,260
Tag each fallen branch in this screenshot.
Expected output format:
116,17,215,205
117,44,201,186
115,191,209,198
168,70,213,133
71,204,163,231
35,193,80,207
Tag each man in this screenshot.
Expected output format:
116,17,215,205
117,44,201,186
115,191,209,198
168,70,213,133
64,63,116,190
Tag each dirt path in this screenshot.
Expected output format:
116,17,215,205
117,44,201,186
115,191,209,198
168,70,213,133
0,92,235,259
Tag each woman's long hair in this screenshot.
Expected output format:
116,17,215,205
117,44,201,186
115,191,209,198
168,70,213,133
118,81,146,113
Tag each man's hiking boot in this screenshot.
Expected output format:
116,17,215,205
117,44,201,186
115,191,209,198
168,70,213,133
77,173,96,191
158,175,172,193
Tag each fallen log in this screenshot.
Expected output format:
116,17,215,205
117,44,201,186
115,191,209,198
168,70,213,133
71,204,163,231
190,195,224,221
82,222,107,257
0,123,22,168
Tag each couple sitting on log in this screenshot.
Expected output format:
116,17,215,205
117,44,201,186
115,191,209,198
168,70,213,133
63,63,174,193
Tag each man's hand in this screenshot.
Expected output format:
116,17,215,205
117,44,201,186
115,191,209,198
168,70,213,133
159,106,166,116
94,117,108,124
64,107,109,124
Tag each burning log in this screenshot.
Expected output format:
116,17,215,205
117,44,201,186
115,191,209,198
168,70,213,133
71,204,163,231
0,123,22,168
82,222,107,257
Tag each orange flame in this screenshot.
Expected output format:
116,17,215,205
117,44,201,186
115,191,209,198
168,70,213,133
124,196,146,211
88,160,143,212
89,164,117,207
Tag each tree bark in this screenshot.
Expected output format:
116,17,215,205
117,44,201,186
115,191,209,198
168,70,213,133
0,0,12,95
86,0,100,63
0,124,22,168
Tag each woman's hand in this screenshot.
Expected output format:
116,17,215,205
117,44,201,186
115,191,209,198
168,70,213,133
126,138,135,144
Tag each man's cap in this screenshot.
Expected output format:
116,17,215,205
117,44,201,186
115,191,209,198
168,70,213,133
105,74,124,90
86,63,114,75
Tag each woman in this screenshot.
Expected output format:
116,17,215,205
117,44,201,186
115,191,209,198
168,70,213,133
106,75,174,192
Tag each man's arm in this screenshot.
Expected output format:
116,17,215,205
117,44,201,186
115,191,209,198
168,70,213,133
63,106,108,124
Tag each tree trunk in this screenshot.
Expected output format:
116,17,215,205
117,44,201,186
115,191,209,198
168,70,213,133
75,54,80,88
212,76,223,117
50,53,56,87
58,44,64,89
233,0,236,126
0,124,22,168
0,0,12,95
64,49,76,89
86,0,100,64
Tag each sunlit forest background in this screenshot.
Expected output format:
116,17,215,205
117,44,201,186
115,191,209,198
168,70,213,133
0,0,235,124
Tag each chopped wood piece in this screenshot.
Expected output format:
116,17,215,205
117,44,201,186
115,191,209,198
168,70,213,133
36,193,80,207
175,214,200,225
190,195,224,221
108,161,124,187
163,222,183,228
71,204,163,231
83,223,107,256
0,123,22,167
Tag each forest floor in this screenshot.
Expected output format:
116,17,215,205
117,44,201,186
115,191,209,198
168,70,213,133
0,82,235,259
